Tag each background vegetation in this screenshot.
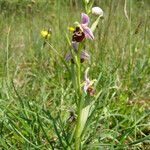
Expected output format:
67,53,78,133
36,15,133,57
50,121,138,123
0,0,150,149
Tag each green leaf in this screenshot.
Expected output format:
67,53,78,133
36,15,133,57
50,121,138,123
79,103,92,137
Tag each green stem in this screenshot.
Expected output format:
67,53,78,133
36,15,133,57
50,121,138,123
77,59,81,98
75,48,82,150
71,63,78,105
75,99,82,150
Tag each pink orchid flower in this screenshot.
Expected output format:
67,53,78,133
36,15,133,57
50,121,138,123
84,68,95,96
72,13,94,42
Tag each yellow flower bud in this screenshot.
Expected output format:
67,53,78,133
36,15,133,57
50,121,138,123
68,27,75,32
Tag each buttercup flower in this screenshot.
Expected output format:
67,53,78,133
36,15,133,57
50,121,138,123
92,7,103,17
72,13,94,42
41,30,50,39
84,68,96,96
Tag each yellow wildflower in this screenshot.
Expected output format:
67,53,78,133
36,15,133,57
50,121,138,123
68,27,75,32
41,30,50,39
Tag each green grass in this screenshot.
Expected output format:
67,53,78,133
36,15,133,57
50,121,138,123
0,0,150,149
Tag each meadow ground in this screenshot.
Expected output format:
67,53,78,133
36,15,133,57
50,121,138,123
0,0,150,149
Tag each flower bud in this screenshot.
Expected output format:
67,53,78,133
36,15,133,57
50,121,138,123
85,0,90,4
92,7,103,17
68,27,75,32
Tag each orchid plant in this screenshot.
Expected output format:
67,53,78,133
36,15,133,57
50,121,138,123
64,7,103,150
41,2,103,149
